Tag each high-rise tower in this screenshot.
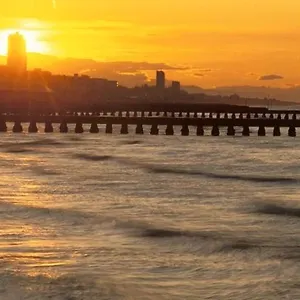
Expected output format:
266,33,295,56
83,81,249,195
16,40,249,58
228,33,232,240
156,70,165,91
7,32,27,74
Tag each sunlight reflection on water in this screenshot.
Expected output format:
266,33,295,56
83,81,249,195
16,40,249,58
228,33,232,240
0,133,300,299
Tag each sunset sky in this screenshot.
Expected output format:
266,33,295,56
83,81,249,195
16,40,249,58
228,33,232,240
1,0,300,88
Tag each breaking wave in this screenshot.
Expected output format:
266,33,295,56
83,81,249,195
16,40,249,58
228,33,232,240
253,201,300,218
146,166,298,184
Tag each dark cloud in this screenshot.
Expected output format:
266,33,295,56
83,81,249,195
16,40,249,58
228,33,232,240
21,53,189,87
258,74,284,81
194,73,204,77
197,69,212,72
48,58,187,74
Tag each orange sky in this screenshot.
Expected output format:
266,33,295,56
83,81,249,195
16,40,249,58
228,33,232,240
1,0,300,88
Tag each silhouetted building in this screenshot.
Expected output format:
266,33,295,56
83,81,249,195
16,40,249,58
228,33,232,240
7,32,27,74
171,81,181,94
156,70,165,91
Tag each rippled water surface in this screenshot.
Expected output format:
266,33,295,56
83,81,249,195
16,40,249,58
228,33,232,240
1,124,300,299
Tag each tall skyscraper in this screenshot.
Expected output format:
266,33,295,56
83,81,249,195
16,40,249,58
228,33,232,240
156,70,165,91
7,32,27,74
171,81,181,94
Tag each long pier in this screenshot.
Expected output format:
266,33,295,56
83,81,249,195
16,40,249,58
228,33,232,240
1,109,300,136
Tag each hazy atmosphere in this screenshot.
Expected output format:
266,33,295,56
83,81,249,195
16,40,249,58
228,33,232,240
2,0,300,99
1,2,300,300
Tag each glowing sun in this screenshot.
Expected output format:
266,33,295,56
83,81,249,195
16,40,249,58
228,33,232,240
0,29,48,55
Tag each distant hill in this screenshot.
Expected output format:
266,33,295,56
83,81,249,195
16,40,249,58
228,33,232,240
182,85,300,104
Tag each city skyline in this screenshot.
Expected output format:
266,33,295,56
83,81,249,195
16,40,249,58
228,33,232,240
1,1,300,93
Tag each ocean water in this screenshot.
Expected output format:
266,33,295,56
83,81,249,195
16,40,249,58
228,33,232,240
0,123,300,299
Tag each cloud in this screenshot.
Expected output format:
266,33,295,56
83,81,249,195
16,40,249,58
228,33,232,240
22,54,187,87
258,74,284,81
197,69,212,72
194,73,205,77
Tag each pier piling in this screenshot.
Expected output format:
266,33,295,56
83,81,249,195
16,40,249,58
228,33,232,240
59,121,68,133
181,124,189,136
44,121,54,133
227,125,235,136
13,121,23,133
211,125,220,136
150,124,159,135
120,123,129,134
258,125,266,136
166,124,174,135
197,125,204,136
288,126,296,137
106,123,113,134
75,122,84,133
90,122,99,133
273,125,281,136
136,123,144,135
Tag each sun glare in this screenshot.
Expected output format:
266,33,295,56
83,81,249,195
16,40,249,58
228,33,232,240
0,29,48,55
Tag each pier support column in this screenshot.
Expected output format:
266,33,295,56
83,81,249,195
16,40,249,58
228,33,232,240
75,122,84,133
141,111,145,117
227,125,235,136
118,111,122,117
273,125,281,136
150,124,159,135
156,112,160,116
247,113,251,119
133,111,138,117
0,119,7,132
171,112,175,118
181,124,189,136
148,112,152,117
106,123,113,134
224,113,228,119
28,121,38,133
288,126,296,137
165,124,174,135
135,123,144,135
277,114,281,120
269,114,274,119
211,125,220,136
90,122,99,133
242,125,250,136
179,112,182,117
284,113,289,120
258,125,266,136
196,125,204,136
120,123,129,134
201,112,206,118
126,111,130,117
13,121,23,133
194,112,198,118
59,121,68,133
44,121,54,133
163,112,168,117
